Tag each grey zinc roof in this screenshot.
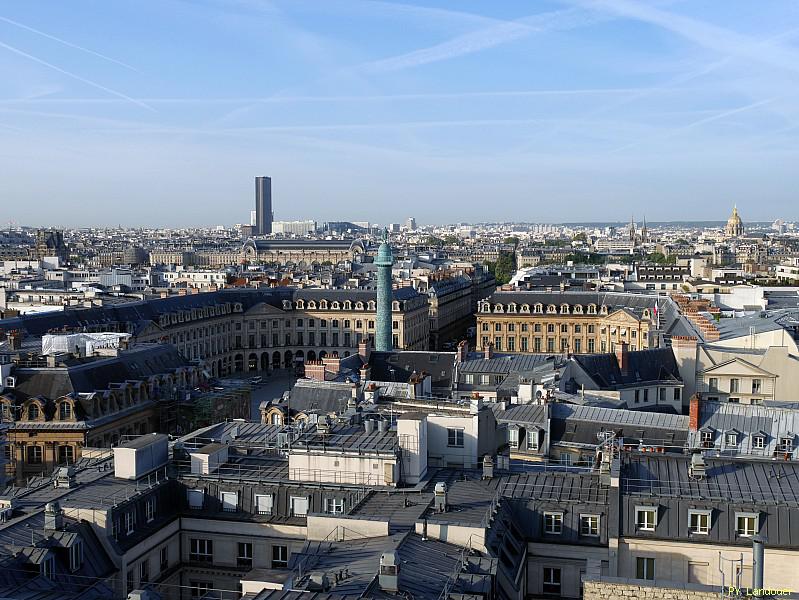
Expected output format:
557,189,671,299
492,403,548,426
459,352,561,374
622,453,799,506
283,380,357,415
293,422,398,454
688,400,799,458
570,347,682,389
550,403,689,429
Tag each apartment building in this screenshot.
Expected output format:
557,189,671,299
0,287,431,378
476,291,668,355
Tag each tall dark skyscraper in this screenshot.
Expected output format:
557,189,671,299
255,176,272,235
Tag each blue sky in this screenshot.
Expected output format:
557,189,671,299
1,0,798,227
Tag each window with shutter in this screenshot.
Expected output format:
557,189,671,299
255,494,273,515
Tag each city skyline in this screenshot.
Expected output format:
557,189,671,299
2,1,799,226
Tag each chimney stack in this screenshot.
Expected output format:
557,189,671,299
615,342,629,375
752,536,765,590
456,340,469,363
689,394,700,432
484,343,494,360
44,501,63,532
358,338,371,362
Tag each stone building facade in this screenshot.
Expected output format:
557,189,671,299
476,291,657,355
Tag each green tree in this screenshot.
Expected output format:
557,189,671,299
572,232,588,242
489,251,517,284
503,236,520,247
442,234,460,246
425,235,443,247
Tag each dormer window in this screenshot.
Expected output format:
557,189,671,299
573,305,583,314
547,304,556,314
355,302,364,310
331,301,340,309
307,301,316,309
587,304,597,314
600,305,608,315
778,436,794,453
520,304,530,313
41,555,55,580
494,304,504,313
295,300,304,309
534,303,543,314
507,303,516,313
701,429,714,448
725,432,738,447
368,300,376,311
59,402,72,420
320,300,328,309
343,301,352,310
752,434,766,450
70,540,83,572
560,304,570,314
28,403,40,421
392,301,400,311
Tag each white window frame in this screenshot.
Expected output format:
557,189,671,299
189,538,213,562
543,511,563,534
688,509,711,535
324,497,345,515
145,497,156,522
255,494,274,515
636,556,655,580
635,506,657,531
542,567,561,595
125,510,135,535
752,435,765,450
726,432,738,447
272,544,289,568
527,429,539,450
447,428,464,448
735,512,758,537
508,427,519,449
580,514,600,536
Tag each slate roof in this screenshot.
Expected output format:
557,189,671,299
459,353,561,374
688,400,799,459
571,347,682,389
368,351,457,391
280,380,357,415
622,452,799,505
10,344,189,401
492,403,548,426
550,403,689,449
0,286,424,341
283,532,466,600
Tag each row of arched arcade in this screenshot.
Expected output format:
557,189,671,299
208,349,357,377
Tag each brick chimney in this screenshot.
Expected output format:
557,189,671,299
615,342,629,375
358,338,371,363
8,330,21,351
305,361,327,382
689,394,701,432
360,363,371,381
456,340,469,363
322,355,341,375
484,343,493,360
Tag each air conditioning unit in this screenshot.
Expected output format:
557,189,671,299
4,377,15,389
